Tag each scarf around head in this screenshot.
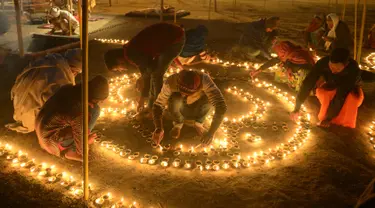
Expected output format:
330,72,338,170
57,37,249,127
325,13,340,50
273,41,315,65
177,70,202,94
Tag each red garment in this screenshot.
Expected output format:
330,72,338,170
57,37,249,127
273,41,315,65
125,23,185,58
316,87,364,128
305,18,322,33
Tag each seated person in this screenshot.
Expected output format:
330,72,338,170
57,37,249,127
323,13,353,52
6,48,82,133
47,7,79,35
152,70,227,145
304,14,326,50
367,24,375,49
104,23,185,114
250,41,316,91
290,48,363,128
35,75,109,162
232,16,280,60
178,25,212,65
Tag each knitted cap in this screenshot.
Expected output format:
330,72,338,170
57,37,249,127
265,16,280,29
177,70,202,94
64,48,82,70
89,75,109,100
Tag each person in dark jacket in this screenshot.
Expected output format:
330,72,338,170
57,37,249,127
35,75,109,162
250,41,316,91
178,25,212,65
104,23,185,114
290,48,363,128
323,13,353,52
236,16,280,60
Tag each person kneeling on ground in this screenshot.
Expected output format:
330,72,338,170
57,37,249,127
6,48,82,133
290,48,363,128
250,41,316,92
35,75,109,162
104,23,185,116
152,70,227,145
47,7,79,35
303,13,326,50
178,25,212,65
323,13,352,52
233,16,280,60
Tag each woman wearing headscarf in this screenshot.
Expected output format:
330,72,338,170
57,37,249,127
304,13,326,50
250,41,316,91
178,25,211,65
323,13,353,52
6,49,82,133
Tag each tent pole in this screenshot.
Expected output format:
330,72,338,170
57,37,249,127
357,0,366,63
354,0,358,60
13,0,24,56
341,0,347,20
78,0,83,48
81,0,90,201
208,0,211,20
160,0,163,21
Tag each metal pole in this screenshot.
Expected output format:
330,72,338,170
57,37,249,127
69,0,73,36
341,0,347,20
357,0,366,63
81,0,89,201
354,0,358,60
160,0,163,21
13,0,24,56
208,0,211,20
78,0,82,48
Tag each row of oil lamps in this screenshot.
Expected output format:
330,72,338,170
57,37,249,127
0,142,139,208
96,71,311,171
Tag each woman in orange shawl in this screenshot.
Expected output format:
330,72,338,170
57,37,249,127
250,41,316,91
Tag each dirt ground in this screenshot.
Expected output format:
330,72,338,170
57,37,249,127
1,0,375,208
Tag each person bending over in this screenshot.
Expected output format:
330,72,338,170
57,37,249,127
47,7,79,35
152,70,227,145
233,16,280,60
250,41,316,91
178,25,212,65
35,75,109,162
290,48,363,128
104,23,185,114
6,48,82,133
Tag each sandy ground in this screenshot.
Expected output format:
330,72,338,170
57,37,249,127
1,0,375,207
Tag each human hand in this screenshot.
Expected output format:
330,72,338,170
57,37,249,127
137,97,145,113
152,128,164,145
89,133,97,144
317,120,331,128
201,132,214,145
289,110,300,122
249,70,261,79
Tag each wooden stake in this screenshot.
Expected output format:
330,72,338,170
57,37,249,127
208,0,211,20
81,0,90,202
264,0,266,10
174,7,176,23
233,0,236,18
354,0,358,60
357,0,366,63
214,0,217,12
109,0,111,6
1,0,4,10
69,0,73,36
160,0,163,21
13,0,24,56
341,0,347,20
